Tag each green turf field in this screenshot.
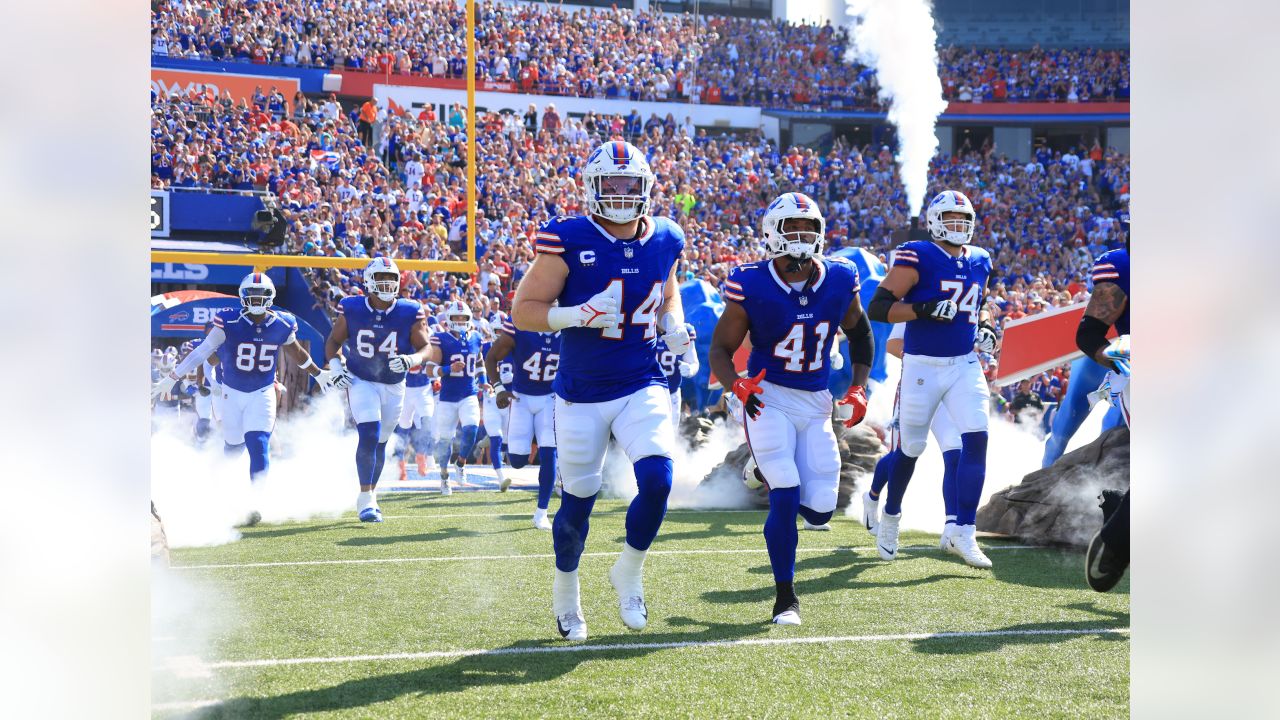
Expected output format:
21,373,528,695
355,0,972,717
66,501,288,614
153,492,1129,719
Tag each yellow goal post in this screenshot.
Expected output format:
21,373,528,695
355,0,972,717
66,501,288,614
149,0,479,276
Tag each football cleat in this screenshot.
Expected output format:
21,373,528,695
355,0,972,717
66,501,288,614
358,507,383,523
609,563,648,631
533,509,552,531
802,519,831,531
941,524,992,569
1085,530,1128,592
877,512,901,561
415,453,428,476
439,475,452,496
862,491,880,536
772,588,801,626
453,462,467,487
498,470,511,493
238,511,262,528
398,459,408,482
556,611,588,641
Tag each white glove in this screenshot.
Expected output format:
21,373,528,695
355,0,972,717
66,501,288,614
314,368,338,392
547,290,620,331
1102,334,1130,376
829,343,845,370
326,358,352,389
499,366,515,385
388,354,418,373
975,325,998,354
679,360,697,378
151,372,178,401
659,315,691,356
926,299,959,321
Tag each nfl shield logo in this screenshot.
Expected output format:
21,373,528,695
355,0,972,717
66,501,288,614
624,246,634,258
799,296,809,306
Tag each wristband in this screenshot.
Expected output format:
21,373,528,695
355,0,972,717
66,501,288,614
298,357,317,371
546,305,579,331
494,383,507,395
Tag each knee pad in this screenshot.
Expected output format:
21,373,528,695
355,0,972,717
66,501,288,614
633,455,673,499
561,472,603,499
901,438,927,458
508,453,530,469
356,421,381,448
223,442,245,458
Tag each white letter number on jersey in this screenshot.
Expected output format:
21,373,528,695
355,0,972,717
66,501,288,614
773,322,831,372
521,351,559,382
599,280,664,340
940,281,982,324
355,329,399,358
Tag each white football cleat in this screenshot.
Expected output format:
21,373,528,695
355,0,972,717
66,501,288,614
772,609,802,626
861,491,880,536
609,562,648,631
498,469,511,492
556,611,588,641
802,519,831,531
533,508,552,531
439,475,452,496
941,524,993,569
877,512,901,561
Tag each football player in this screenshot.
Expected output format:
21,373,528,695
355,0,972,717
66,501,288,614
394,336,436,482
657,322,699,432
1078,237,1130,592
866,190,998,568
428,300,485,495
325,259,438,522
513,140,687,640
478,317,514,492
709,192,874,625
153,274,339,519
485,309,560,530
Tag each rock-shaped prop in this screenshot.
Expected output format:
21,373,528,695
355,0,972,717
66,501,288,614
976,426,1129,547
697,418,886,509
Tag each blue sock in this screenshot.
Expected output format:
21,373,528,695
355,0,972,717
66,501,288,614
457,425,479,466
508,452,530,469
356,421,380,487
489,435,504,470
883,448,918,516
625,456,673,551
433,433,452,469
956,432,988,526
372,441,388,489
244,431,270,483
411,425,432,459
941,448,962,522
798,504,833,527
393,426,411,460
869,451,893,498
764,486,800,582
552,490,598,572
536,447,557,510
224,442,245,459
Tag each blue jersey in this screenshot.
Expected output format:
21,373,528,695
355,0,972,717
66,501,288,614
657,325,697,394
535,215,685,402
1090,248,1130,335
502,317,559,397
212,308,298,393
726,256,861,392
893,241,993,358
482,340,515,386
432,329,484,402
339,297,425,384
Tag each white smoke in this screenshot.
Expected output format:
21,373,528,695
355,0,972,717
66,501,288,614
844,0,949,216
600,414,753,510
151,389,362,547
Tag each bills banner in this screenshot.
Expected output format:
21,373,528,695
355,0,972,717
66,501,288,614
151,189,169,238
151,68,299,111
993,301,1116,386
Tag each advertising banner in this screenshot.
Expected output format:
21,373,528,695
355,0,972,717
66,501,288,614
151,67,300,110
993,301,1117,386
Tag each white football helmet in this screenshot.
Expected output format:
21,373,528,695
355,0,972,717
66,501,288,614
238,272,275,315
444,300,472,334
763,192,825,261
151,348,164,366
160,346,178,371
926,190,976,245
363,257,401,302
582,140,654,223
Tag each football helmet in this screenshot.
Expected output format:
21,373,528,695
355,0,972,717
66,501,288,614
444,300,472,334
363,257,401,302
238,272,276,316
582,140,654,223
762,192,825,261
925,190,976,246
151,348,164,366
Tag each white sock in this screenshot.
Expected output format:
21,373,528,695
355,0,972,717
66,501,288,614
552,569,581,615
370,491,380,509
614,543,647,580
357,491,373,512
533,507,547,523
496,467,505,482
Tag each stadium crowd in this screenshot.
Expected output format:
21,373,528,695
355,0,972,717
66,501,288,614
151,1,1130,110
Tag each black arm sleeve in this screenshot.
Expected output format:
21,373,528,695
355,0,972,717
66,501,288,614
846,311,874,368
867,287,898,323
1076,314,1112,361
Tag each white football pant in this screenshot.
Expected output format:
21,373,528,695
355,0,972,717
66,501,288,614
888,379,962,453
398,383,435,431
482,391,510,436
554,384,674,498
668,388,682,431
897,351,990,458
346,375,406,442
742,380,840,514
435,395,481,440
221,384,277,445
506,392,556,455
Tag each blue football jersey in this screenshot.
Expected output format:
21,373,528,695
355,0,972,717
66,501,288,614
432,329,484,402
503,317,559,397
1090,248,1130,335
657,325,697,394
339,296,425,384
726,256,861,392
213,308,298,393
535,215,685,402
893,241,993,358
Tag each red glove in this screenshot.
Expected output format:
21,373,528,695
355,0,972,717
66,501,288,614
838,385,868,427
432,379,442,393
731,369,766,420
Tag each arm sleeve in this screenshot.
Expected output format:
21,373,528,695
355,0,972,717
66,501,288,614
172,327,226,377
847,311,874,368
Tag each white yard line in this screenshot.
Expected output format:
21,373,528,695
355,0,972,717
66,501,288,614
172,544,1039,570
160,627,1128,674
152,699,224,712
378,508,763,519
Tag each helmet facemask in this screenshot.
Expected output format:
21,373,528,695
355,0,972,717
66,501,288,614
448,313,471,335
369,271,400,302
240,286,274,315
767,216,825,273
935,210,975,246
587,173,652,224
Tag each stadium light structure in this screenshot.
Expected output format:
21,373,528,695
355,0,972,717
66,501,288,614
148,2,479,276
